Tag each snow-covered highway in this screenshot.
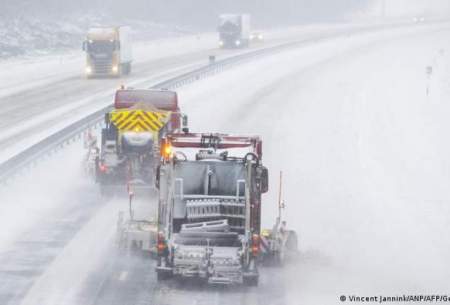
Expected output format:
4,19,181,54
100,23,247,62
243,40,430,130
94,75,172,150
1,20,450,305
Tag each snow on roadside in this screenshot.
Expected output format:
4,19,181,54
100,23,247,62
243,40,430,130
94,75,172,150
177,20,450,298
0,140,91,253
0,14,192,59
18,198,121,305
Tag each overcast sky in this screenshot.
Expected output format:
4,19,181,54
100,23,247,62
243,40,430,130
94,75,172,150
1,0,449,28
0,0,367,27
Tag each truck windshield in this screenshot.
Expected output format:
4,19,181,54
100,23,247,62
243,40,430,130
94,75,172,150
174,161,245,197
219,16,241,34
88,40,115,53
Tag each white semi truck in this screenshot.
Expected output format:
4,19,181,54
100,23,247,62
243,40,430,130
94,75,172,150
82,26,132,78
218,14,251,48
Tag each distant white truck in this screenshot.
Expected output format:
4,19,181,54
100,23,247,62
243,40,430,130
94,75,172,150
218,14,251,48
82,26,132,78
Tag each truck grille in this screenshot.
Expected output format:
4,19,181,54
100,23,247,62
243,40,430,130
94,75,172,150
93,58,113,74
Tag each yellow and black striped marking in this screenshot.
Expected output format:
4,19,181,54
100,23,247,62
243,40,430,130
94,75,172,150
110,110,170,132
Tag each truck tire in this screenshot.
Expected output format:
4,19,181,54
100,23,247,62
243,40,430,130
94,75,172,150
157,271,171,281
100,185,106,197
243,276,258,287
274,251,284,267
126,63,132,75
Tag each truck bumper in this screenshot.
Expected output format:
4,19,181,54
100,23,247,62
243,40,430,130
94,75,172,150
156,266,173,275
208,276,233,285
173,266,243,285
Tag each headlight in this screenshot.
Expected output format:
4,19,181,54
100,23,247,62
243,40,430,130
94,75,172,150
112,65,119,73
85,66,92,74
258,34,264,40
219,40,224,47
235,40,241,46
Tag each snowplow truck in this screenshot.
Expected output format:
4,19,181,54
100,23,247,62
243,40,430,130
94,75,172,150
96,89,182,193
260,221,299,266
155,133,268,286
218,14,251,48
82,26,132,77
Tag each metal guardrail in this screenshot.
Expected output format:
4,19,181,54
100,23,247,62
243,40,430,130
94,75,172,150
0,21,428,183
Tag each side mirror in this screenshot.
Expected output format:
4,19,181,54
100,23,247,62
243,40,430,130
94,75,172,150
82,41,87,51
155,165,161,189
115,41,121,51
258,166,269,193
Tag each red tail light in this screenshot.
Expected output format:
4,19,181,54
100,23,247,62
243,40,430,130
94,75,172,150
251,234,260,257
157,232,168,256
99,164,108,172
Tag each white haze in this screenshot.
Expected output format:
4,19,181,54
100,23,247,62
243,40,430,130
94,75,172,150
357,0,450,19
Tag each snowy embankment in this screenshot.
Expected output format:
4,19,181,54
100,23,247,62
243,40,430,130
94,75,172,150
0,14,191,58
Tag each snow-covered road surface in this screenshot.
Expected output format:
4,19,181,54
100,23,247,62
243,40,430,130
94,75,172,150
1,21,450,305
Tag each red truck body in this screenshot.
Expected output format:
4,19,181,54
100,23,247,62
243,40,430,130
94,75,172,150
162,133,263,159
114,89,181,131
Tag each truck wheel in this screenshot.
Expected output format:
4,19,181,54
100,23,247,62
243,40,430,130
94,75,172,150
275,252,284,267
121,63,131,75
157,271,171,281
243,276,258,287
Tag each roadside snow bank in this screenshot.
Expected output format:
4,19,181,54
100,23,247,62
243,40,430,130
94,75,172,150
0,14,192,59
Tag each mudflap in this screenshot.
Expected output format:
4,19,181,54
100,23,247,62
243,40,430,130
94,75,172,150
242,273,259,287
156,265,173,281
261,251,284,267
243,259,259,286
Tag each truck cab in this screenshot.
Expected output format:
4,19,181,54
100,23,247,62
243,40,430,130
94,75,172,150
156,133,268,286
82,26,132,78
218,14,251,49
96,89,181,190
